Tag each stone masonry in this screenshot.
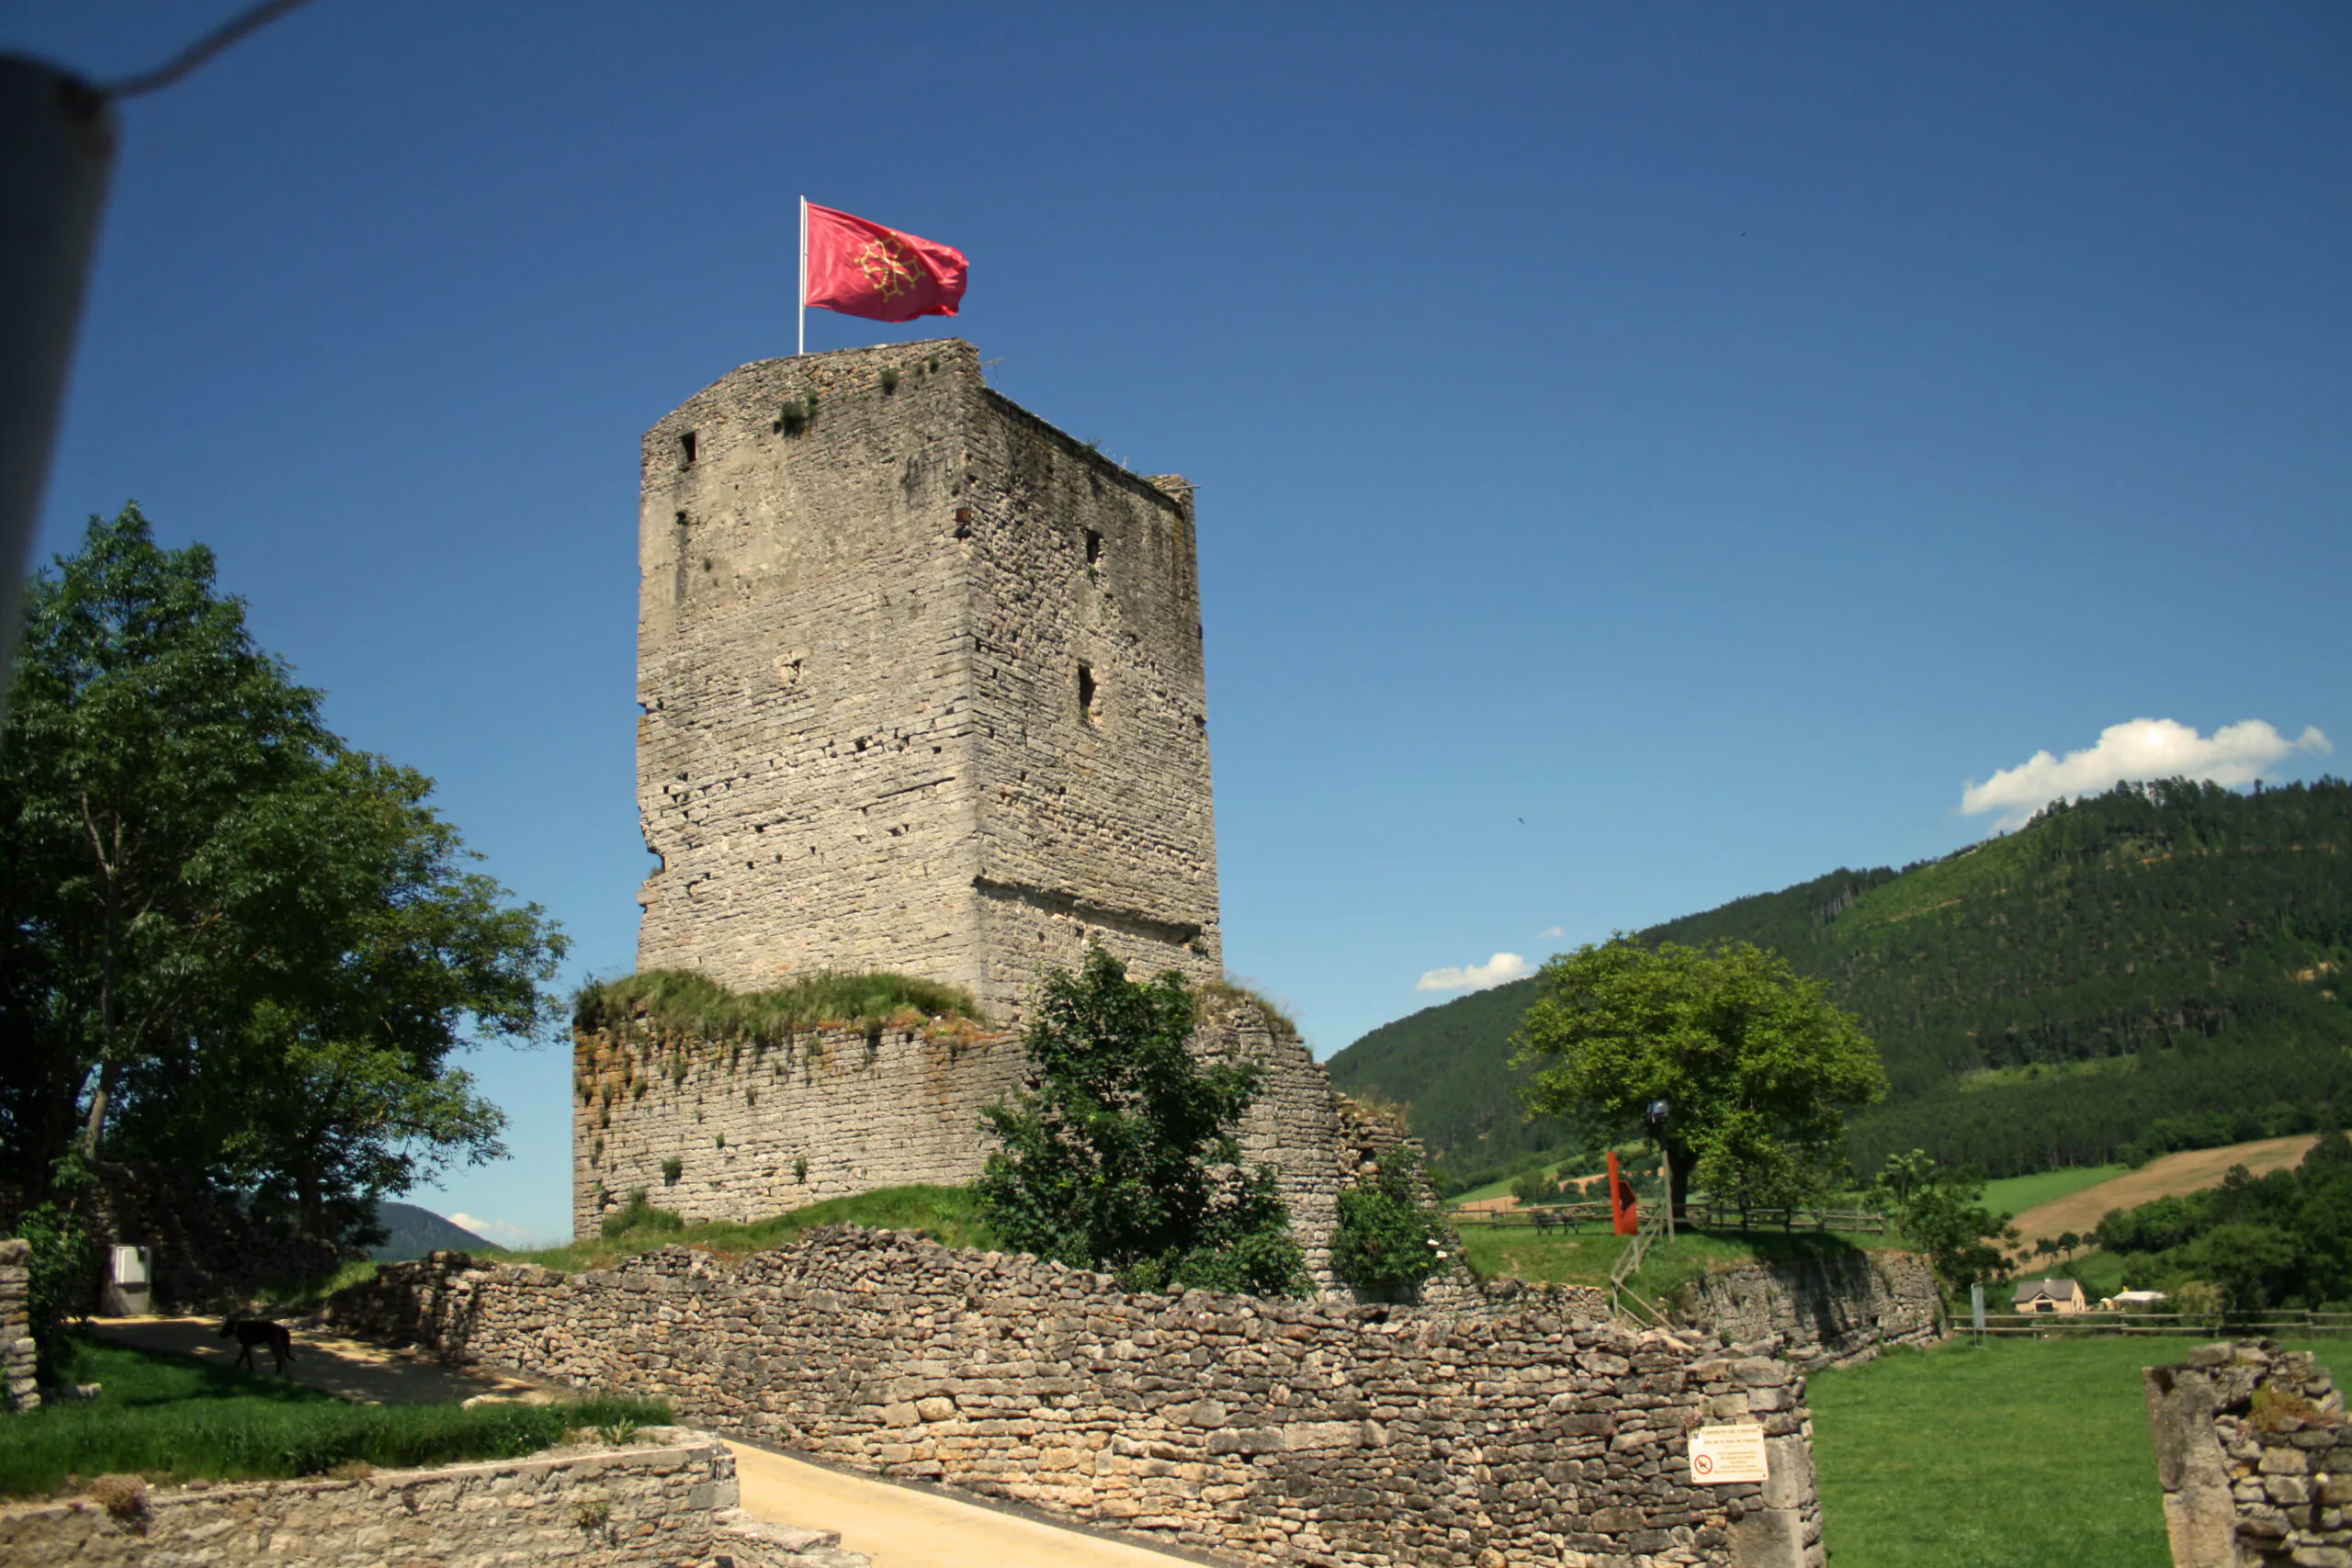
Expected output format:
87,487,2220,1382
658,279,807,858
1,1237,36,1412
0,1428,865,1567
2144,1339,2352,1568
636,339,1220,1022
330,1231,1826,1568
1668,1252,1943,1370
571,988,1479,1303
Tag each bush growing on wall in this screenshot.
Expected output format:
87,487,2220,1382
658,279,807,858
973,948,1306,1297
1330,1148,1456,1294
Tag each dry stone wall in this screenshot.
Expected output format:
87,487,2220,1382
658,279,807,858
634,339,1220,1024
1668,1252,1943,1369
1,1238,35,1412
2144,1339,2352,1568
0,1430,865,1567
330,1230,1826,1568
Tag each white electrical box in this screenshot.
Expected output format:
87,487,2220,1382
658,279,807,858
103,1245,152,1315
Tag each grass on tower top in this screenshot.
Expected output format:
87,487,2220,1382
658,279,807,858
573,968,984,1043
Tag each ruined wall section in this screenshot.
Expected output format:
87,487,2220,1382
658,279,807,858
573,1015,1022,1238
957,400,1221,1012
635,341,989,996
574,996,1389,1301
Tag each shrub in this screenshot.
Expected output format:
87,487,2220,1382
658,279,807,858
601,1190,684,1238
1330,1148,1456,1293
17,1201,100,1380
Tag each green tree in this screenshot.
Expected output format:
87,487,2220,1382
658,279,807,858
0,506,567,1243
1511,936,1888,1217
1330,1147,1456,1295
1866,1149,2017,1294
973,948,1306,1296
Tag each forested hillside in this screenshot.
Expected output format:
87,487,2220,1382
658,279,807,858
1327,779,2352,1181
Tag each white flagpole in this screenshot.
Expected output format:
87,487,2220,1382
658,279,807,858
797,196,808,356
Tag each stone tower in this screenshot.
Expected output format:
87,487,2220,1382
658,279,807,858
635,339,1222,1019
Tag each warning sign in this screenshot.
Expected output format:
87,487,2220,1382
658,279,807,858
1689,1422,1769,1484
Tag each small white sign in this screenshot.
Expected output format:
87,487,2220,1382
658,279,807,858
1689,1422,1770,1484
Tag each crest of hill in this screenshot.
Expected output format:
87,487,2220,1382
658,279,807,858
1327,777,2352,1182
368,1201,492,1261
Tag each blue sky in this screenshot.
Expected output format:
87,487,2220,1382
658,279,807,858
12,1,2347,1247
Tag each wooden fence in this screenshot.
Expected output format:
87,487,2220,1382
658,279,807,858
1978,1310,2352,1338
1452,1199,1888,1235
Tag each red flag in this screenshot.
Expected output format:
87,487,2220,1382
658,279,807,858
802,202,967,323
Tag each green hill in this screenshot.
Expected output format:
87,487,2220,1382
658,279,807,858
1327,778,2352,1182
368,1201,493,1260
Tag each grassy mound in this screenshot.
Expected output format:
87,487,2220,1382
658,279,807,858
573,969,984,1044
1459,1223,1905,1302
0,1337,668,1499
505,1184,997,1272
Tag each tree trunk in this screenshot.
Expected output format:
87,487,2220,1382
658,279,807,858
1666,1144,1693,1224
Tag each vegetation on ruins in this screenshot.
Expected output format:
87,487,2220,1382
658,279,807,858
973,948,1307,1296
514,1184,998,1273
1864,1150,2016,1293
1333,778,2352,1184
0,1336,670,1498
2089,1133,2352,1313
571,967,982,1045
0,506,569,1256
1513,937,1888,1217
1328,1146,1457,1293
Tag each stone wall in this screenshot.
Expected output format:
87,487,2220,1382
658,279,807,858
1,1238,35,1412
0,1429,865,1567
330,1230,1826,1567
571,989,1465,1303
634,338,1221,1024
1668,1251,1944,1368
2144,1339,2350,1568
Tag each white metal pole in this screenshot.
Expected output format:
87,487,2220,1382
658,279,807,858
797,196,808,356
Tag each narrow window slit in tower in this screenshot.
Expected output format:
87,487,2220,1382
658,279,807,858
679,430,697,467
1084,529,1102,565
1077,661,1097,725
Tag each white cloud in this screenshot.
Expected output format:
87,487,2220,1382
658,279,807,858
1537,925,1566,940
1960,718,2332,832
1415,953,1534,993
448,1213,539,1249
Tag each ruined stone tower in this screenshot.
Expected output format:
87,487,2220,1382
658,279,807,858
635,339,1221,1018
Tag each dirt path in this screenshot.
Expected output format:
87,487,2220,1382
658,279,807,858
727,1444,1206,1568
86,1315,550,1405
2009,1134,2321,1244
89,1317,1201,1567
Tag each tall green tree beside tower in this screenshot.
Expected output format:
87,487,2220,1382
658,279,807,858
0,505,566,1244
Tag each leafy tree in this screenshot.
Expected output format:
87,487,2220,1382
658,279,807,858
1511,937,1888,1217
973,947,1306,1296
1865,1149,2017,1294
0,506,567,1244
1330,1147,1455,1295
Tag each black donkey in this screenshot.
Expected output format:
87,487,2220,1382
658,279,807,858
218,1316,296,1376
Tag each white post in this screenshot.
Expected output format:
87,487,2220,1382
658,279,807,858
797,196,808,356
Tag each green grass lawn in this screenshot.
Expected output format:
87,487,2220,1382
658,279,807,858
1458,1223,1897,1299
505,1183,998,1272
0,1337,668,1498
1808,1335,2351,1567
1980,1164,2124,1220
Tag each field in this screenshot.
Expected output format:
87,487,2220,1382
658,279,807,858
1457,1223,1896,1301
1978,1164,2122,1220
1808,1335,2346,1567
0,1337,666,1498
2007,1134,2320,1246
